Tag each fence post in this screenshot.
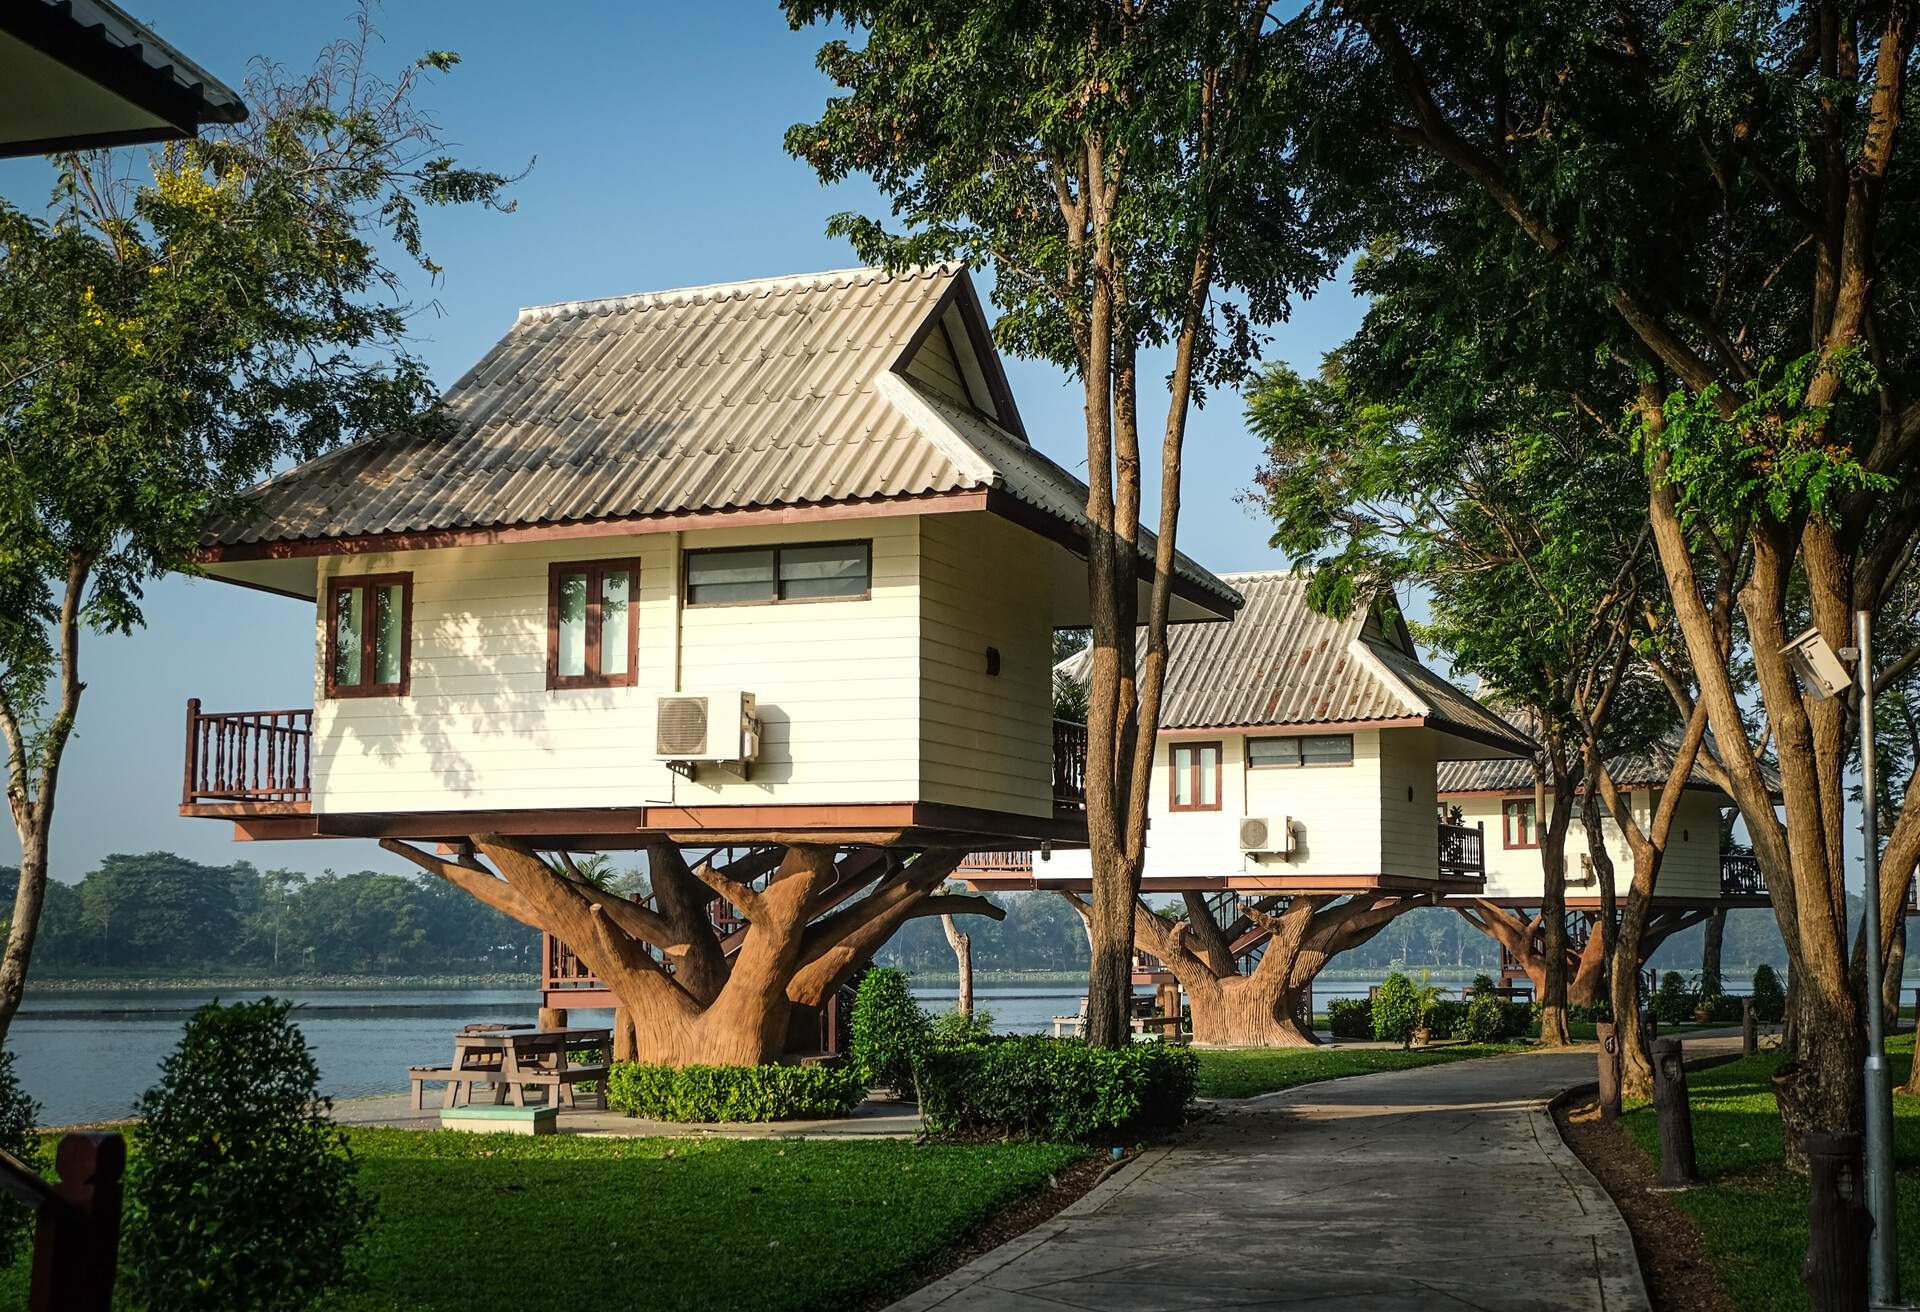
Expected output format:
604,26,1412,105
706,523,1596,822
1595,1021,1621,1120
1804,1131,1870,1312
29,1132,126,1312
1742,997,1757,1055
1649,1038,1698,1187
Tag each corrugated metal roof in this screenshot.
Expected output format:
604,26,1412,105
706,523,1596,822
1437,742,1769,797
1061,572,1531,755
201,264,1238,610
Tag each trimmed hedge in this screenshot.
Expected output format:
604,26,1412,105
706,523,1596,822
607,1062,866,1122
917,1037,1197,1142
1326,997,1371,1039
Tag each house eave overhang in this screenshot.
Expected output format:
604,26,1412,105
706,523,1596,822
0,1,246,158
191,485,1242,620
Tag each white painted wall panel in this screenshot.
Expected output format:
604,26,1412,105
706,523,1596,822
1458,788,1727,902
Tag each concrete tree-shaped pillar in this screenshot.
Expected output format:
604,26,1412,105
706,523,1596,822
385,835,1000,1067
1062,889,1429,1047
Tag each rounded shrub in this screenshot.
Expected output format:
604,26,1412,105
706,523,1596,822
1459,991,1507,1043
607,1062,865,1121
1371,971,1418,1047
1651,971,1696,1026
123,998,371,1312
1751,963,1787,1022
0,1048,42,1269
848,966,929,1094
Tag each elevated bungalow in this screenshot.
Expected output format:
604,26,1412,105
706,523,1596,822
1437,744,1779,1001
962,574,1532,1046
177,265,1239,1064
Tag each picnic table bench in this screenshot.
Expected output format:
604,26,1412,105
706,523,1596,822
410,1024,611,1113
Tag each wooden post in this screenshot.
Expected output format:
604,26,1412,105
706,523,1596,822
1650,1037,1698,1187
28,1132,126,1312
1803,1131,1870,1312
1595,1021,1621,1121
611,1007,636,1063
1742,997,1757,1055
537,1007,567,1031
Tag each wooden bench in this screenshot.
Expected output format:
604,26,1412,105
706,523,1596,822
410,1066,499,1111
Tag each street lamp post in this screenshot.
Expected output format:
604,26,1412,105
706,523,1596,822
1786,612,1899,1305
1856,611,1899,1307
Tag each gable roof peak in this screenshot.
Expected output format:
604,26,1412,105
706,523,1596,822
513,263,964,325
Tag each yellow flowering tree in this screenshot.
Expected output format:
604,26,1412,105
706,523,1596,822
0,12,519,1039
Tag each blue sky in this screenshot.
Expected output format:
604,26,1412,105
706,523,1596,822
0,1,1365,880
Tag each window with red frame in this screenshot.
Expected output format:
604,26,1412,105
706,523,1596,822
1503,798,1540,848
548,559,639,689
325,573,411,698
1169,742,1222,812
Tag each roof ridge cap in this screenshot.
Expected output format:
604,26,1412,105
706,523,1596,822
513,264,962,323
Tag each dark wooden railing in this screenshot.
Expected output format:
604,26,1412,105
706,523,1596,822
0,1133,125,1311
1721,853,1766,897
1438,821,1486,879
955,850,1036,875
1053,719,1088,808
181,699,313,806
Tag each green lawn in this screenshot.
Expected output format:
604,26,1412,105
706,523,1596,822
1620,1033,1920,1311
1194,1043,1526,1098
3,1129,1086,1312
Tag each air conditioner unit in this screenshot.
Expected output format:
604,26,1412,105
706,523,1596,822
1239,815,1294,856
655,691,760,763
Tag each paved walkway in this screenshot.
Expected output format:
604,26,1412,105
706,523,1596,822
890,1041,1743,1312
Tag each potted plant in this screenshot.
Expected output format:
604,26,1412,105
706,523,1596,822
1411,971,1450,1048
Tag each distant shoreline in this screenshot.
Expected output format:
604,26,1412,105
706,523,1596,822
24,972,536,993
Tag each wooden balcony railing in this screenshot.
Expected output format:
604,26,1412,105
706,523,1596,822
1053,719,1088,808
1721,853,1766,898
0,1132,125,1311
1438,821,1485,880
181,699,313,807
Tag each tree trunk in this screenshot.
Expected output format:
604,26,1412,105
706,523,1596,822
1082,891,1424,1048
1701,907,1726,991
385,837,995,1067
1884,917,1906,1032
941,913,973,1017
1083,845,1137,1047
1569,923,1607,1008
0,826,52,1045
1536,763,1577,1047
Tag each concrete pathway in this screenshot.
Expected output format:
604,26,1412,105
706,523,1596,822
889,1042,1744,1312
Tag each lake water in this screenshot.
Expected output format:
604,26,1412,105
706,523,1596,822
9,969,1785,1127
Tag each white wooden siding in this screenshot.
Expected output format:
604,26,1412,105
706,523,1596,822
1458,788,1726,901
1049,727,1452,884
917,513,1054,817
310,513,1059,816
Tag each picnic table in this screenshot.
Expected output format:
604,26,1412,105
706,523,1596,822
410,1025,612,1112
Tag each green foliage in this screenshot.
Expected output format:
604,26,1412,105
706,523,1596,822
1326,997,1372,1039
605,1062,866,1123
1459,991,1509,1044
916,1037,1195,1142
0,1050,40,1269
123,998,371,1312
1470,973,1496,995
1371,971,1419,1046
1411,970,1450,1030
929,1008,996,1046
1750,964,1786,1023
1651,971,1697,1026
0,1129,1087,1312
848,967,930,1093
1567,1001,1614,1024
1424,998,1464,1039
